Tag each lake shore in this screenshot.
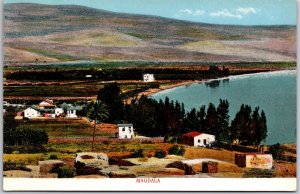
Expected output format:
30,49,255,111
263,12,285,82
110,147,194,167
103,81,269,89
128,69,296,103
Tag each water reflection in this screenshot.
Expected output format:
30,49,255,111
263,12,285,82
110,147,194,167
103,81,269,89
222,78,229,84
205,80,221,88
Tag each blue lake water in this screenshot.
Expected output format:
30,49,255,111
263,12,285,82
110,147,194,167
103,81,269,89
151,70,297,145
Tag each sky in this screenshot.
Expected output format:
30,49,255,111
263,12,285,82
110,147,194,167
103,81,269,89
4,0,297,25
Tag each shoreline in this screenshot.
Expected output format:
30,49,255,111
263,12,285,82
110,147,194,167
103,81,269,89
128,69,296,103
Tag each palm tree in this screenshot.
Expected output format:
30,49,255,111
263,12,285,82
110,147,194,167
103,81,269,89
87,100,109,152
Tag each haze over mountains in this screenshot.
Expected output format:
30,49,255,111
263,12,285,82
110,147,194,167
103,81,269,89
4,3,296,64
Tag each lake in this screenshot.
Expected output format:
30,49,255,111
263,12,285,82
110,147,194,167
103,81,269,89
151,70,297,145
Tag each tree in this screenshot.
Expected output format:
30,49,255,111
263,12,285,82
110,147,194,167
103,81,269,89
97,82,123,123
184,108,198,132
205,103,218,134
256,110,267,145
230,104,267,145
216,99,230,142
197,105,206,132
87,100,109,152
230,104,252,145
4,108,18,146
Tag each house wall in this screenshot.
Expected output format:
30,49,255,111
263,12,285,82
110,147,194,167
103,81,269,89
67,110,77,118
193,134,216,147
24,108,41,118
182,136,194,146
55,108,64,116
235,153,273,169
118,126,134,139
245,154,273,169
143,74,155,82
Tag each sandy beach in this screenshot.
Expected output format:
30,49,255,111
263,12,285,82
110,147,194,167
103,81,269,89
124,80,202,104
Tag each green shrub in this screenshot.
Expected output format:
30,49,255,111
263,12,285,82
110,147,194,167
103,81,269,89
102,140,110,145
131,149,144,158
154,150,166,158
57,166,75,178
49,154,58,160
3,161,31,171
169,145,185,156
269,143,284,160
243,168,275,178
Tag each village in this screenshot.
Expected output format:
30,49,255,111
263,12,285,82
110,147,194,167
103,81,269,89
4,89,296,178
3,65,297,179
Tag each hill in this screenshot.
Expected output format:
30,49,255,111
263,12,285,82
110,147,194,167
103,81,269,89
3,3,296,64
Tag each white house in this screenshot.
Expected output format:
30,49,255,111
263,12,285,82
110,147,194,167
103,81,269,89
117,124,134,139
60,103,82,118
67,109,77,118
55,108,64,117
143,74,155,82
24,107,41,118
182,132,215,147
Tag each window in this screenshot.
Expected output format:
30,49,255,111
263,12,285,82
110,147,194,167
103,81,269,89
198,139,201,143
204,139,207,145
122,127,125,132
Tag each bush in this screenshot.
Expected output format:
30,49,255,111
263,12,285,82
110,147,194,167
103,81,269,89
3,161,31,172
4,128,48,147
3,146,13,154
57,166,75,178
154,150,166,158
131,149,144,158
169,145,185,156
243,168,275,178
269,143,284,160
49,154,58,160
102,140,110,145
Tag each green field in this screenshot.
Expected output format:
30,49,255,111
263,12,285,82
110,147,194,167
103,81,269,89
3,61,296,71
17,119,111,138
4,81,157,98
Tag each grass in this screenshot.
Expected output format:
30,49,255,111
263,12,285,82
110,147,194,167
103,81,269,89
17,119,111,138
3,61,296,71
4,80,155,97
3,153,44,165
3,152,76,165
25,48,81,61
50,30,143,47
184,147,236,163
4,82,102,97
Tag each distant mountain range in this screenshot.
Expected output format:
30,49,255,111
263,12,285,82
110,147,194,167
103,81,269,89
3,3,296,64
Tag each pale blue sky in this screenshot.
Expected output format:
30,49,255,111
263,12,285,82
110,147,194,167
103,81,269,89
5,0,297,25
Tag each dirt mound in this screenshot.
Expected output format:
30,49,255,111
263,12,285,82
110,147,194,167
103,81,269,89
166,161,195,175
38,160,65,175
108,171,136,178
109,158,136,166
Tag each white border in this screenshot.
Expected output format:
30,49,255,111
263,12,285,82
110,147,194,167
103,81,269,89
3,178,297,191
1,0,299,193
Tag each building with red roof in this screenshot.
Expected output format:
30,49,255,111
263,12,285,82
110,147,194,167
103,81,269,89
182,131,215,147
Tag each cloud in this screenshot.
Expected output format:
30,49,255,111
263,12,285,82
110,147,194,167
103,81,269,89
209,9,242,19
178,9,205,16
236,7,256,15
209,7,257,19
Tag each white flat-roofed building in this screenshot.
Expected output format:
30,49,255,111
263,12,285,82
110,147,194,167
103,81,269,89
143,74,155,82
117,123,134,139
